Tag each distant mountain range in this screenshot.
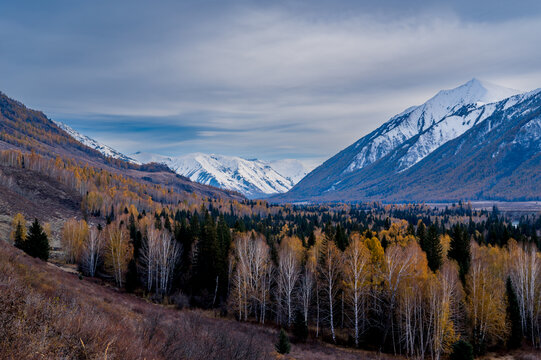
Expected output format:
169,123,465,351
273,79,541,203
49,121,309,198
131,152,309,199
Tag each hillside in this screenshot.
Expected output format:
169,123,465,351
273,80,541,203
0,91,244,204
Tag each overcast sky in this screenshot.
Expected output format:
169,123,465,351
2,0,541,168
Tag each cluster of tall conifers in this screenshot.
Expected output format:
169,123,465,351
11,214,50,261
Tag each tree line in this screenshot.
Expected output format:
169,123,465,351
11,207,540,359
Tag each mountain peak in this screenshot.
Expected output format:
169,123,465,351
432,78,520,106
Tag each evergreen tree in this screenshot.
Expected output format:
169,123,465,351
449,225,471,283
307,231,316,247
423,224,443,272
450,340,473,360
13,221,26,251
292,310,309,342
506,277,523,349
216,215,232,298
416,221,426,249
25,219,49,261
194,212,219,302
275,328,291,354
335,224,348,251
125,259,138,293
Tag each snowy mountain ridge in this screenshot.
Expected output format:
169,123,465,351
131,152,309,198
275,78,540,203
346,78,520,173
52,121,309,198
53,120,140,164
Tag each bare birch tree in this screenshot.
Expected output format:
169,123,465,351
342,233,371,346
277,236,302,325
80,226,103,277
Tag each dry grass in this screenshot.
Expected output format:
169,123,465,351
0,243,269,360
0,242,403,360
3,241,535,359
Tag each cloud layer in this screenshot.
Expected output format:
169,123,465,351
1,1,541,166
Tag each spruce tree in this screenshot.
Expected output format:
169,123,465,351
125,259,139,293
450,340,473,360
449,225,471,283
307,231,316,247
13,221,26,251
423,224,443,272
416,221,426,250
25,219,49,261
292,310,309,342
506,277,523,349
275,328,291,354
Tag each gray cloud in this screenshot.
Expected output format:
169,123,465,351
1,1,541,166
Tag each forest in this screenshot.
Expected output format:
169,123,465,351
2,148,540,359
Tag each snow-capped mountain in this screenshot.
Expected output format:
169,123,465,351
52,120,309,198
345,78,519,173
53,120,139,164
132,152,309,198
274,79,541,203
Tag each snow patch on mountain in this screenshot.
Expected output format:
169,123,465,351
131,152,309,198
53,120,139,164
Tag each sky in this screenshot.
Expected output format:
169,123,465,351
2,0,541,169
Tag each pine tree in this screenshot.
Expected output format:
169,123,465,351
275,328,291,354
125,259,139,293
449,225,471,283
25,219,50,261
450,340,473,360
194,212,219,301
13,221,26,251
307,231,316,247
292,310,309,342
423,224,443,272
416,221,426,249
506,277,523,349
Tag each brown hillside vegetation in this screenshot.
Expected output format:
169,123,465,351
0,241,406,360
0,91,244,202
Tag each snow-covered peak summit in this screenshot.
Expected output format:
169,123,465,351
346,79,520,172
429,78,519,107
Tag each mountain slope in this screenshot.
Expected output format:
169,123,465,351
274,80,540,203
0,91,243,205
132,152,308,198
53,120,139,164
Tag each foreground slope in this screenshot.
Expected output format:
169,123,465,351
0,241,403,360
275,80,540,203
